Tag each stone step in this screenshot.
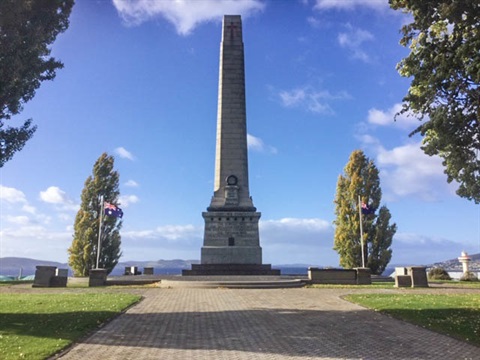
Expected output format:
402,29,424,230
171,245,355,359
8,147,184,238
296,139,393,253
159,278,306,289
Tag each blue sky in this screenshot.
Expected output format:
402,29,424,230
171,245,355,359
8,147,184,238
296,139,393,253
1,0,479,267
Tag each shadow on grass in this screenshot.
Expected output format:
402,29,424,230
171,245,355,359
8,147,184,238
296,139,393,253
375,307,480,346
0,311,118,340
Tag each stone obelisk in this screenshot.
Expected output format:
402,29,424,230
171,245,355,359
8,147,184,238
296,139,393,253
184,15,278,276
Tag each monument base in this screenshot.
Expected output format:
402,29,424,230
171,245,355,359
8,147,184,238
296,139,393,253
182,263,280,276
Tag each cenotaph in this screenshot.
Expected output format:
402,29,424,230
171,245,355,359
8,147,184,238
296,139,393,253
183,15,279,276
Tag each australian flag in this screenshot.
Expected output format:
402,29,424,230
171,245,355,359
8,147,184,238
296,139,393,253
104,202,123,218
361,202,375,215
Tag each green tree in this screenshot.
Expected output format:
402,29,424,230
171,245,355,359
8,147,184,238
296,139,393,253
369,206,396,275
0,0,74,167
390,0,480,203
68,153,122,276
333,150,396,274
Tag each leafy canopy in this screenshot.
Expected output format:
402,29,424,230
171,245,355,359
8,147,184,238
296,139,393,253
0,0,74,167
68,153,122,276
333,150,396,274
390,0,480,203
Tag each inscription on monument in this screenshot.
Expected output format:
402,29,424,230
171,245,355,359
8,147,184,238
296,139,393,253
207,219,247,238
225,185,239,205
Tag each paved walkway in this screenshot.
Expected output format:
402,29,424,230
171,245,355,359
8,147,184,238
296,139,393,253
58,287,479,360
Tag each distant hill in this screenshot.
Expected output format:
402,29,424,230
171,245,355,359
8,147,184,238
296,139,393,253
0,257,200,276
0,257,67,277
111,259,200,275
430,253,480,271
118,259,200,269
3,254,478,277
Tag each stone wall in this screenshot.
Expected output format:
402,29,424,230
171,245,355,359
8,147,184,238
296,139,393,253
308,268,371,285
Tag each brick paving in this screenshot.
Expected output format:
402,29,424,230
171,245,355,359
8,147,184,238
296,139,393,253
54,287,480,360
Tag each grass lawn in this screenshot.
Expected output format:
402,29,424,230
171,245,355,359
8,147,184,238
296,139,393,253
345,293,480,347
0,292,141,360
310,281,480,290
429,280,480,288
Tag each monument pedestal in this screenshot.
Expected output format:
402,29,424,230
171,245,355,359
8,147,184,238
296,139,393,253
183,264,279,276
201,211,262,264
183,210,278,276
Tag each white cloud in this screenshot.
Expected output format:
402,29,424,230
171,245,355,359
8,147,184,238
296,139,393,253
278,86,350,115
119,194,139,207
391,232,475,265
39,186,78,211
337,24,374,63
314,0,389,11
247,134,278,154
0,185,27,204
121,218,338,265
367,103,423,130
358,101,453,201
0,224,72,262
2,214,470,267
6,215,30,225
364,139,454,201
357,134,380,147
261,217,332,235
260,218,338,265
306,16,321,29
0,185,38,214
21,204,37,214
156,224,201,241
112,0,265,35
124,180,139,187
122,224,203,250
58,213,73,222
124,224,202,241
115,147,135,161
40,186,67,204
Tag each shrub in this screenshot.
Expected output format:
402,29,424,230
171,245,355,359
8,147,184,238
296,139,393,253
460,271,479,282
428,267,451,280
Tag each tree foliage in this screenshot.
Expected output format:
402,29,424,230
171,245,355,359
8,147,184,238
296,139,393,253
428,267,451,280
0,0,74,167
390,0,480,203
68,153,122,276
333,150,396,274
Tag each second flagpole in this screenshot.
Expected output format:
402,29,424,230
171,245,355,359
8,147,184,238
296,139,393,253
358,195,366,268
96,195,104,269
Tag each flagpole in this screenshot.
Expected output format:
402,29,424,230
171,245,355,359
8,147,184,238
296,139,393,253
96,195,104,269
358,195,365,268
